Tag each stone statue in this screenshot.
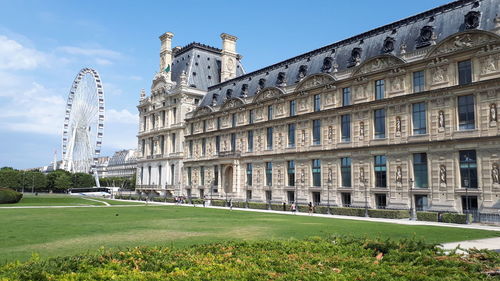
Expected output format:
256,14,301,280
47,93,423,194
438,111,445,129
328,126,333,140
256,170,261,184
302,130,306,145
481,55,497,74
359,122,365,137
257,136,262,150
359,168,366,184
277,169,282,184
432,66,446,84
223,140,228,151
328,168,333,183
239,138,244,151
278,132,283,146
395,117,401,135
490,103,497,122
492,163,500,184
396,166,402,184
300,168,305,183
439,165,447,184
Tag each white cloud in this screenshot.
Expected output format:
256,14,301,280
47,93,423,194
0,35,47,70
57,46,121,59
95,58,113,66
106,109,138,125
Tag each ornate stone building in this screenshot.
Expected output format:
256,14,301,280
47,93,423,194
180,0,500,214
136,32,244,196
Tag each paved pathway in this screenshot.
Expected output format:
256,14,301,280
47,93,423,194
81,197,111,206
441,237,500,253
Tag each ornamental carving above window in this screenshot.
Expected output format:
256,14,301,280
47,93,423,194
276,72,286,87
348,48,362,68
416,26,434,48
464,11,480,30
321,57,333,73
258,78,266,90
297,65,308,81
382,37,395,53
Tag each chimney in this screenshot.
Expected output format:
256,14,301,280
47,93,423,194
220,33,239,82
159,32,174,82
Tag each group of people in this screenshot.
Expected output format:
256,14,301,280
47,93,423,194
283,201,316,215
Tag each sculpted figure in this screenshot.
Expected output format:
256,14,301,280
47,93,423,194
359,122,365,137
490,103,497,122
396,166,402,184
359,167,365,183
328,126,333,140
438,111,445,129
328,168,333,183
396,117,401,134
492,163,499,184
440,165,447,184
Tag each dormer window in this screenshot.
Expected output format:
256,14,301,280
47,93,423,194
382,37,395,53
240,84,248,98
297,65,308,81
226,89,233,99
464,11,480,29
258,78,266,90
348,48,362,68
321,57,333,73
416,26,433,48
211,93,219,106
276,72,286,87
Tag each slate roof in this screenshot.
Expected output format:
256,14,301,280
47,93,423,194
169,43,245,91
200,0,499,107
108,149,137,166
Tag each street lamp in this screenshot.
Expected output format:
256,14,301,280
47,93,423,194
408,178,416,220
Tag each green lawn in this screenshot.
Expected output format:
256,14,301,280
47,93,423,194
1,194,144,206
0,204,498,264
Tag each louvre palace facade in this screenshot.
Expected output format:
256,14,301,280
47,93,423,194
137,0,500,214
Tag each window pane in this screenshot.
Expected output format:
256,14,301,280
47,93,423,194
267,127,273,150
266,162,272,186
341,157,351,187
460,150,477,188
268,105,273,120
413,153,428,188
413,71,425,93
289,100,296,116
342,87,351,106
341,114,351,142
312,159,321,187
375,80,385,100
314,94,321,112
374,155,387,187
458,60,472,85
288,123,295,147
458,95,475,130
246,163,252,186
247,130,253,152
312,120,321,145
288,160,295,186
374,109,386,139
412,102,427,135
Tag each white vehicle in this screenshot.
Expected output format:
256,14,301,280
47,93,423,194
69,187,110,197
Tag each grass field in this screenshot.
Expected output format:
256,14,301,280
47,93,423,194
0,193,144,206
0,197,499,264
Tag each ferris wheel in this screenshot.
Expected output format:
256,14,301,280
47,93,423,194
61,68,104,177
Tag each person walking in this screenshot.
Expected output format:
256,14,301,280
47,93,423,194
282,201,286,212
291,202,296,214
229,199,233,211
308,202,313,215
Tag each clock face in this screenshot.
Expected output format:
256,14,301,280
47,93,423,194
227,58,234,71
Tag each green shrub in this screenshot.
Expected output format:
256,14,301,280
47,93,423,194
210,200,226,207
315,206,329,214
441,213,470,224
247,202,268,210
368,209,410,219
331,207,366,217
417,211,439,222
0,187,23,204
1,237,497,280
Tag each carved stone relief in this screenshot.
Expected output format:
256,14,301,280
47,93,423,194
439,165,447,185
490,103,498,123
395,116,402,136
438,110,445,131
359,122,365,139
480,55,498,75
328,126,333,141
431,65,449,84
396,166,402,184
492,163,499,184
390,76,405,92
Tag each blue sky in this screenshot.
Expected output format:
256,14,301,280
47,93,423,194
0,0,451,169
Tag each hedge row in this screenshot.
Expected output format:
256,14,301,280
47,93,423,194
441,213,471,224
368,209,410,219
0,187,23,204
417,211,439,222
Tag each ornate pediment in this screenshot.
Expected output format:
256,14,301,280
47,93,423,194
220,97,246,111
193,106,214,117
252,87,284,103
151,72,175,92
295,74,335,92
426,30,500,58
352,55,405,76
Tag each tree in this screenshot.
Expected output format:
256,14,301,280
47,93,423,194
46,170,71,192
54,174,72,191
72,173,94,188
0,167,21,190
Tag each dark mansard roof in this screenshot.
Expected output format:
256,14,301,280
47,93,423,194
169,43,245,91
200,0,499,107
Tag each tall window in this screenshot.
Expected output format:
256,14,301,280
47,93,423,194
374,155,387,187
215,136,220,154
268,105,273,120
342,87,351,106
143,116,147,131
341,193,351,207
375,194,387,209
158,165,162,185
187,167,192,185
148,166,151,185
170,164,175,185
312,159,321,187
249,110,255,124
460,150,477,188
213,165,219,186
188,140,193,157
341,157,352,187
201,138,206,156
458,95,475,130
231,113,237,128
458,60,472,85
267,127,273,150
231,133,236,152
171,133,176,153
217,117,221,130
375,79,385,100
412,102,427,135
246,163,253,186
160,135,165,154
266,162,272,186
200,166,205,186
141,139,145,156
312,119,321,145
341,114,351,142
413,153,428,188
247,130,254,152
203,120,207,132
288,123,296,148
374,109,386,139
413,71,425,93
172,107,177,123
289,100,296,116
288,160,295,186
314,94,321,112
